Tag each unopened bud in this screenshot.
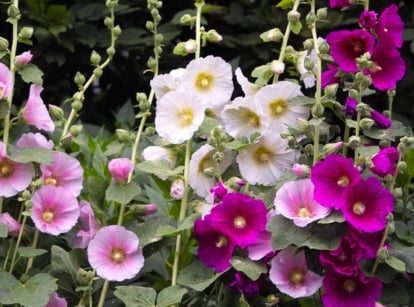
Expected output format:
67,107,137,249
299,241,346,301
348,135,360,149
359,118,374,130
203,167,217,178
296,117,310,133
146,21,154,31
170,178,185,200
316,7,328,20
348,89,360,100
226,177,246,191
376,247,389,262
324,83,338,98
172,42,188,56
93,68,103,78
48,104,64,120
130,204,157,216
292,163,310,177
311,103,324,117
318,41,330,54
398,161,407,173
323,141,344,155
213,151,224,163
18,27,34,40
71,100,83,111
155,33,164,45
287,10,301,24
90,50,101,65
270,60,285,74
180,14,194,26
70,125,83,137
8,5,20,19
306,11,317,24
106,46,116,57
184,39,197,54
303,56,315,71
113,25,122,37
115,129,130,142
206,29,223,43
303,38,314,50
260,28,283,43
0,37,9,51
74,71,86,86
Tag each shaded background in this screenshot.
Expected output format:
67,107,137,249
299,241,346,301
1,0,413,131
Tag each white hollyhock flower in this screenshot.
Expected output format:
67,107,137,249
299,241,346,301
150,68,186,100
179,55,233,108
155,90,205,144
236,132,299,186
235,67,258,97
142,146,175,167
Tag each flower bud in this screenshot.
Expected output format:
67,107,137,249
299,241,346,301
108,157,134,184
155,33,164,45
71,100,83,111
303,38,314,50
318,41,330,54
8,5,20,19
113,25,122,37
303,56,315,71
359,118,374,130
306,11,317,24
348,135,360,149
18,27,34,40
287,10,301,24
323,141,344,155
376,247,389,262
213,151,224,164
398,161,407,173
292,163,310,177
324,83,338,98
203,167,217,178
311,103,324,117
348,89,360,100
70,125,83,137
93,68,103,78
48,104,65,120
0,37,9,52
90,50,101,65
184,39,197,54
170,178,185,200
296,117,310,133
180,14,194,26
0,212,21,237
226,177,246,191
74,71,86,87
206,29,223,43
270,60,285,74
146,21,154,31
260,28,283,43
15,51,33,68
173,42,188,56
317,7,328,20
106,46,116,57
115,129,131,142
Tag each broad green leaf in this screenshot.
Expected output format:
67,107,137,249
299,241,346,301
155,225,178,237
76,3,106,21
276,0,294,9
105,182,141,205
404,147,414,178
11,148,54,164
239,295,251,307
394,221,412,243
51,245,79,280
114,285,156,307
136,160,184,179
230,256,267,281
196,115,221,138
177,213,200,232
0,224,8,238
287,96,315,106
363,120,410,141
18,247,47,258
385,255,406,272
389,241,414,273
317,211,345,224
290,21,302,35
177,260,223,291
92,146,108,179
132,216,173,247
156,285,187,307
17,63,44,84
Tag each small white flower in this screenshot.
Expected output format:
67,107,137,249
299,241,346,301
142,146,175,167
150,68,186,100
235,67,258,97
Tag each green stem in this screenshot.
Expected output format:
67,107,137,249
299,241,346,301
194,1,205,58
370,223,389,276
24,229,39,274
9,214,27,273
96,280,110,307
388,91,394,122
354,107,361,164
342,124,350,157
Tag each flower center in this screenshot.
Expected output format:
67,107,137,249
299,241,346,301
370,62,382,73
44,176,57,186
42,209,54,223
0,161,13,178
195,72,214,91
0,85,4,98
337,175,349,187
297,207,311,218
110,248,126,264
176,107,194,127
343,279,356,293
289,270,305,286
269,98,287,117
352,202,366,215
253,146,275,165
216,235,228,248
338,251,347,262
352,41,362,54
234,216,246,229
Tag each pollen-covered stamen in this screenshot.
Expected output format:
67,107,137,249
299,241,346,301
195,72,214,91
176,107,194,127
234,216,246,229
297,207,311,218
253,146,275,165
269,98,288,117
343,279,356,293
110,247,126,264
289,270,305,286
216,235,228,248
352,41,363,53
44,176,58,186
42,209,54,223
370,62,382,73
0,161,13,178
352,201,366,215
337,175,350,187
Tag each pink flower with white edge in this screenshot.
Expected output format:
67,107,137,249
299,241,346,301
15,132,54,150
69,200,100,249
44,292,67,307
269,246,323,298
15,51,33,68
108,157,134,183
0,212,21,237
0,62,13,99
22,84,55,132
87,225,144,281
40,151,84,197
31,186,80,235
247,231,273,261
0,141,35,197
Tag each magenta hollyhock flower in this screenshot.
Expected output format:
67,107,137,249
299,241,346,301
322,64,340,89
344,97,357,117
269,246,323,298
69,200,100,249
359,10,377,30
326,30,375,72
247,231,274,261
370,147,399,177
194,217,235,272
375,4,404,48
0,62,13,99
364,42,406,91
229,272,260,298
207,192,267,248
310,154,361,209
15,132,54,150
40,152,83,197
31,186,80,235
44,292,67,307
15,51,33,68
108,157,134,183
348,226,387,259
274,179,331,227
22,84,55,132
322,269,382,307
370,109,392,129
329,0,351,8
0,141,35,197
341,177,394,232
87,225,144,281
0,212,21,237
319,236,363,276
210,181,228,203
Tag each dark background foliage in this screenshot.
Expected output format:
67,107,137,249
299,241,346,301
0,0,413,130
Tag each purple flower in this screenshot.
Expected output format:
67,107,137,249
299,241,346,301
229,272,260,298
44,292,67,307
344,97,357,117
108,157,134,183
359,10,377,30
210,181,228,203
341,177,394,232
322,64,340,89
370,147,399,177
194,217,235,272
69,200,100,249
375,4,404,48
0,62,13,99
326,29,375,72
322,269,382,307
15,132,54,150
207,192,267,248
247,231,274,261
269,246,323,298
15,51,33,68
0,212,21,237
348,226,387,259
87,225,144,281
370,109,392,129
310,154,361,209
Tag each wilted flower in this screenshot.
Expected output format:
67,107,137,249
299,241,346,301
0,212,21,237
370,146,399,177
69,200,100,249
108,157,134,183
370,109,392,128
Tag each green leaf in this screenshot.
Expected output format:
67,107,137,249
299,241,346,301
290,21,302,35
389,241,414,273
155,225,178,237
92,146,108,179
404,148,414,178
17,63,44,84
177,260,223,291
11,147,54,164
177,213,200,232
276,0,295,9
105,182,141,205
0,224,8,238
230,256,267,281
0,271,57,307
136,160,184,179
132,216,173,247
363,120,410,142
317,211,345,224
156,285,187,307
18,247,48,258
50,245,79,280
385,255,406,272
287,96,315,106
0,99,9,119
114,285,156,307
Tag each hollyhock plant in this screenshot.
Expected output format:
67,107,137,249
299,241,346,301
21,84,55,132
15,51,33,68
247,230,274,261
150,68,185,100
235,67,258,97
87,225,144,282
369,109,392,129
31,186,80,235
0,212,21,237
108,157,134,183
370,146,399,177
0,62,13,99
321,64,340,89
344,97,357,117
0,141,35,197
229,272,260,298
322,269,382,307
210,181,228,203
15,132,54,150
44,292,67,307
329,0,351,8
269,246,323,298
310,154,361,209
348,226,387,259
359,10,377,30
375,4,404,48
69,200,100,249
341,177,394,232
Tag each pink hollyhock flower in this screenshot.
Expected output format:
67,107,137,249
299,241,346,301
291,163,310,177
44,292,67,307
0,141,35,197
319,236,363,276
0,62,13,99
370,109,392,128
359,10,377,30
229,272,260,298
321,64,340,89
15,132,54,150
326,29,375,72
194,217,235,272
274,179,331,227
370,147,399,177
364,42,406,91
0,212,21,237
31,186,80,235
322,269,382,307
375,4,404,48
22,84,55,132
108,157,134,183
329,0,351,8
210,181,228,203
40,152,84,197
207,192,267,248
247,231,274,261
269,246,323,298
69,200,100,249
348,226,388,259
310,154,361,209
87,225,144,281
341,177,394,232
344,97,357,117
15,51,33,68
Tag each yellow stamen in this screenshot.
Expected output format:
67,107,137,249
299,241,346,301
234,216,246,229
0,161,13,178
216,236,228,248
289,270,305,286
337,176,349,187
269,98,287,118
176,107,194,127
195,72,214,91
44,177,57,186
253,146,275,165
352,202,366,215
42,210,54,223
343,279,356,293
297,207,311,218
110,248,126,264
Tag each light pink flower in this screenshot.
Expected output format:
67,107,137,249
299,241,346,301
15,132,54,150
269,246,323,298
31,186,80,235
15,51,33,67
22,84,55,132
170,178,185,199
0,62,13,99
69,200,100,249
108,157,134,183
274,179,331,227
87,225,144,281
0,212,21,237
0,141,35,197
44,292,67,307
247,231,273,261
40,152,84,197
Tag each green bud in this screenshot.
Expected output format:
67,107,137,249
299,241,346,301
144,126,155,136
156,1,163,9
115,129,130,142
90,50,101,65
113,25,122,37
184,39,197,53
378,139,391,147
93,68,103,78
70,125,83,137
180,14,194,26
71,100,83,111
106,46,116,57
265,294,280,305
155,33,164,45
287,10,301,24
303,38,313,51
146,21,154,31
355,72,364,82
359,118,374,130
74,71,86,87
155,46,163,55
348,135,360,149
226,177,245,191
323,141,344,155
348,89,360,100
21,190,31,201
206,29,223,43
260,28,283,43
76,268,90,286
18,27,33,40
324,83,338,98
136,92,147,103
296,117,310,133
398,161,407,173
393,187,402,198
376,247,389,262
172,42,188,56
147,56,157,69
360,75,372,89
303,56,315,71
0,37,9,52
317,7,328,20
311,103,324,117
49,104,65,120
387,221,395,235
8,5,20,19
304,144,314,155
106,0,118,9
73,92,83,101
406,137,414,145
104,17,113,28
387,89,396,98
318,41,330,54
306,11,317,24
213,151,224,163
203,167,217,178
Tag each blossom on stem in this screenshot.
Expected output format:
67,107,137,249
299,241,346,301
150,68,185,100
321,64,340,89
170,178,185,200
210,181,228,203
370,146,399,177
87,225,144,281
108,157,134,183
69,200,100,249
247,230,274,261
44,292,67,307
0,212,21,237
375,4,404,48
0,62,13,99
329,0,351,8
15,51,33,68
15,132,54,150
359,10,377,30
348,226,387,259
